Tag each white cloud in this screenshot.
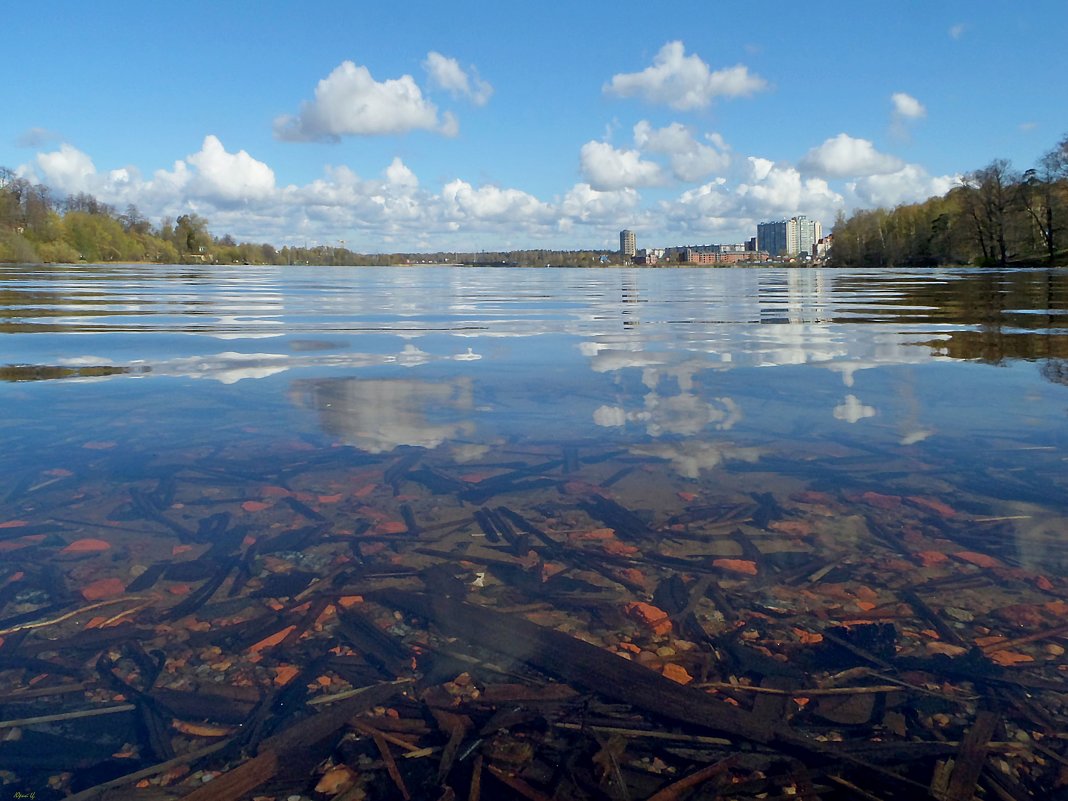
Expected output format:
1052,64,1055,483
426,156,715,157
186,135,276,203
633,120,730,181
604,41,767,110
423,52,493,106
949,23,966,39
35,144,97,193
274,60,447,141
736,157,843,220
579,140,664,190
799,133,904,178
847,164,958,208
385,156,418,188
441,179,553,224
559,183,640,223
891,92,926,120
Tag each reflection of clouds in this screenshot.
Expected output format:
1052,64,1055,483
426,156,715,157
644,392,741,435
452,442,493,462
292,377,476,453
594,394,741,435
590,347,741,438
899,429,933,445
834,394,876,423
631,441,762,479
57,345,482,384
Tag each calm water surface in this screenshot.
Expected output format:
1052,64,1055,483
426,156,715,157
2,265,1067,567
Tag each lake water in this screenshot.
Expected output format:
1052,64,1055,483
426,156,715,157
1,264,1067,796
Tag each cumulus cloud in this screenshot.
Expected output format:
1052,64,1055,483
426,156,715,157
580,140,664,190
891,92,926,120
274,60,449,141
949,23,966,39
633,120,730,181
847,164,958,208
604,41,767,110
35,144,97,193
799,133,904,178
423,52,493,106
185,135,276,203
441,179,553,224
735,157,843,220
559,183,640,223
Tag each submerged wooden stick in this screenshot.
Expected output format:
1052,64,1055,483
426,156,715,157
0,703,134,729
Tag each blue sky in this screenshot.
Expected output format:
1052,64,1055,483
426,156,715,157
5,1,1067,252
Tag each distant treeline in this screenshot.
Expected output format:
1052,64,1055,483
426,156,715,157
831,134,1068,268
0,167,614,267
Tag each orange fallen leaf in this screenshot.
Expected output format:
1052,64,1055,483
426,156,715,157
1046,600,1068,616
262,485,291,497
926,641,968,657
540,561,567,582
273,664,300,686
241,500,271,513
570,527,615,541
168,584,192,596
793,628,824,645
0,520,29,529
1035,575,1054,591
353,483,377,498
860,491,901,510
61,538,112,554
975,635,1007,648
617,568,647,587
618,642,641,654
677,491,699,502
172,544,193,555
661,663,693,684
377,521,407,534
81,578,126,601
602,540,640,556
905,496,957,518
954,551,1001,569
248,625,297,655
989,650,1035,667
172,719,236,737
624,602,672,636
914,550,949,567
769,520,814,537
712,558,758,576
0,534,46,553
337,595,364,608
317,494,343,504
315,764,358,795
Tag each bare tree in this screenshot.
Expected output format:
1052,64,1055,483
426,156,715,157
964,159,1016,266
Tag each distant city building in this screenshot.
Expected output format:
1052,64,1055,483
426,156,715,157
757,216,822,257
620,229,636,259
634,248,659,265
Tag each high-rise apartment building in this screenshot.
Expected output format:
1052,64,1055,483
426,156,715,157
757,216,822,257
620,229,636,259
